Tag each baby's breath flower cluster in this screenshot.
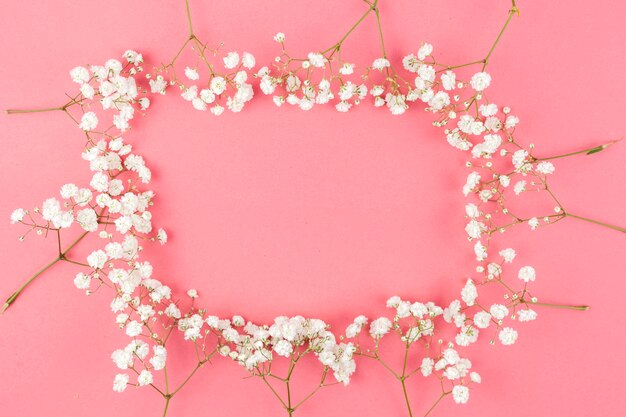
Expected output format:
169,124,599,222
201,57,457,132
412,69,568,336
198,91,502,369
4,1,623,417
340,248,545,415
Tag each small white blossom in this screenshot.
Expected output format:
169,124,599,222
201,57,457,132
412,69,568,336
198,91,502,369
470,72,491,91
518,266,536,282
112,374,129,392
498,327,518,345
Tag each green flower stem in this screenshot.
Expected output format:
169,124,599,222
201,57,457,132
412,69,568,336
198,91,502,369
481,1,519,71
184,0,194,36
6,92,85,115
533,140,618,161
322,0,379,55
5,107,66,114
565,213,626,234
521,299,589,311
2,231,89,314
162,396,171,417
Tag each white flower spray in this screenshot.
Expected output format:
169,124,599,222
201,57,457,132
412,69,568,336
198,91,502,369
3,1,623,417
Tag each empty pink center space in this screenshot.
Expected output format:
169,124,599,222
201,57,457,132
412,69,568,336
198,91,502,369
137,99,469,322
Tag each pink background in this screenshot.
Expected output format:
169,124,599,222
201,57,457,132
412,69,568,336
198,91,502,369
1,0,625,416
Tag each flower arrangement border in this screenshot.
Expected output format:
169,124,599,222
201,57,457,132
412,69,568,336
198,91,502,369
3,1,624,417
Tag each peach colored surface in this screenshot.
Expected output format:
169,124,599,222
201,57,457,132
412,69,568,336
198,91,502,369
1,1,625,416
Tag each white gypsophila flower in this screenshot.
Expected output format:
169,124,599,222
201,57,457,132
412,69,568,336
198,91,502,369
155,228,167,245
513,180,526,195
386,296,402,308
345,323,360,338
192,98,207,111
484,116,501,132
518,266,536,282
123,50,143,65
455,325,479,346
499,327,518,345
149,76,167,94
474,241,487,261
518,309,538,322
125,320,143,337
429,91,450,111
184,67,200,80
137,370,153,386
505,115,520,128
465,220,485,239
528,217,539,230
60,183,79,199
499,248,516,263
369,317,392,338
420,357,434,376
111,349,133,370
402,54,419,72
452,385,470,404
10,208,25,224
199,89,216,104
442,348,460,365
417,43,433,60
273,340,293,357
340,62,355,75
73,272,91,290
210,76,226,95
473,311,491,329
335,101,351,112
479,103,498,117
465,203,480,218
187,289,198,298
138,97,150,110
417,65,435,83
87,250,108,269
211,105,224,116
462,172,481,196
79,111,98,131
307,52,326,68
461,279,478,306
242,52,256,69
471,134,502,158
149,346,167,370
536,161,555,174
470,72,491,91
396,302,411,318
441,70,456,90
112,374,129,393
487,262,502,278
489,304,509,320
372,58,390,70
386,93,408,115
512,149,528,169
223,52,240,69
443,300,461,323
80,83,95,99
165,303,181,319
137,305,155,321
70,66,90,84
274,32,285,42
181,85,198,101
